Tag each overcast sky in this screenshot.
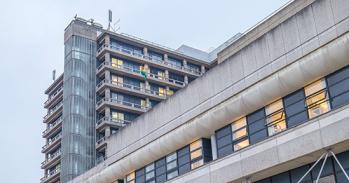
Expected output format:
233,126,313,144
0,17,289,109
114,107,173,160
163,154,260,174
0,0,289,182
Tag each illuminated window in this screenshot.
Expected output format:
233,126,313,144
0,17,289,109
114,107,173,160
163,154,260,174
167,89,174,96
231,118,250,151
111,58,123,68
234,139,249,151
141,99,147,108
190,140,204,169
191,159,204,169
265,99,286,136
126,172,135,183
305,79,330,119
111,111,124,121
158,71,165,80
111,75,123,85
159,87,165,97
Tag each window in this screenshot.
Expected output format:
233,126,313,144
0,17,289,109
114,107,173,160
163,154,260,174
167,89,174,96
216,125,233,158
283,89,308,128
326,66,349,109
111,75,123,85
166,153,178,180
155,158,166,183
111,111,124,121
304,79,330,119
111,57,123,68
265,100,286,136
247,108,268,144
231,118,249,151
126,172,135,183
159,87,165,96
145,163,155,182
177,146,190,175
190,140,204,169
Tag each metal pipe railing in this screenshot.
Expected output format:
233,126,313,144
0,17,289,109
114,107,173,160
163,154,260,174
41,149,61,166
44,87,63,106
42,133,62,150
42,116,63,136
96,116,131,127
97,79,168,98
43,102,63,120
98,43,202,75
96,97,149,110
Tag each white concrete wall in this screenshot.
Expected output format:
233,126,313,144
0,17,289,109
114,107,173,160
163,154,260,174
105,0,349,164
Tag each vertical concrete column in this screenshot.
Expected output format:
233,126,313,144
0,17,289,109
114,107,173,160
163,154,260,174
164,53,168,62
105,88,111,100
184,75,189,85
145,80,150,91
210,134,218,160
165,70,169,80
104,34,110,46
143,47,148,56
201,65,206,74
183,59,188,68
105,70,111,83
105,126,111,137
105,52,111,63
105,107,111,119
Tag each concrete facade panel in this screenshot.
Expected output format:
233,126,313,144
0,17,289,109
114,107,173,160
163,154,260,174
296,6,317,43
331,0,349,23
281,17,301,53
266,26,285,61
312,0,335,33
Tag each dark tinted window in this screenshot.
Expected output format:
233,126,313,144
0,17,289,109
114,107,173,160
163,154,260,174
283,89,308,128
247,108,267,144
272,172,290,183
327,66,349,109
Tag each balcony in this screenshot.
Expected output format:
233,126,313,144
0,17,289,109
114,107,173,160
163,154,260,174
41,149,61,169
43,102,63,123
96,79,167,100
42,116,62,138
96,116,131,131
96,98,149,114
40,168,60,183
96,62,186,89
42,133,62,153
44,87,63,109
97,44,202,76
96,136,107,150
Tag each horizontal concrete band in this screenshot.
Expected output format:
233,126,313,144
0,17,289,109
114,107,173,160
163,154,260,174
76,30,349,183
168,105,349,183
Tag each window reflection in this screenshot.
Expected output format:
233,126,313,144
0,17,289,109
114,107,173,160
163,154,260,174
266,99,286,136
305,79,330,119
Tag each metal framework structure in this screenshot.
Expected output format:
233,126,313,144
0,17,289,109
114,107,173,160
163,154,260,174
297,150,349,183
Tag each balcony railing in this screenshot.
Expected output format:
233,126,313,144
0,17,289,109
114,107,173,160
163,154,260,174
96,98,149,111
41,149,61,167
96,155,105,164
96,136,106,145
97,43,202,75
43,102,63,121
42,133,62,151
96,116,131,128
97,62,185,87
41,168,60,182
96,79,168,98
42,116,63,136
44,87,63,106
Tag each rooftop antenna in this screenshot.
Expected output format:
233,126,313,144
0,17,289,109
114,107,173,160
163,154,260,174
52,70,56,81
107,10,120,32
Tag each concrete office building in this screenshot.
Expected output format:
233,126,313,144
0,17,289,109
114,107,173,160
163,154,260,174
41,13,214,183
43,0,349,183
